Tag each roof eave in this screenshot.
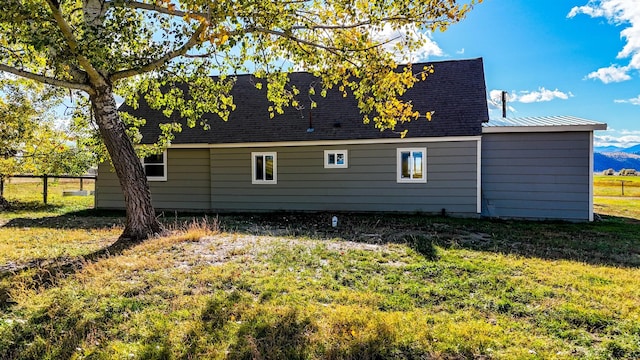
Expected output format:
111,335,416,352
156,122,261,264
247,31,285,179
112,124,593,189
163,135,482,149
482,124,608,133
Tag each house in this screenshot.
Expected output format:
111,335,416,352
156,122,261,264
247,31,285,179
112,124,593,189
481,116,605,221
96,58,607,221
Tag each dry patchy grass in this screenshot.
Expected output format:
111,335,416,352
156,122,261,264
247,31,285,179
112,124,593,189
0,181,640,359
1,227,639,359
594,175,640,197
1,179,95,219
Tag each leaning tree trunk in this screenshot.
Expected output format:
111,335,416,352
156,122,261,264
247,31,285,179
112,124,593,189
90,84,163,242
0,196,9,210
0,176,9,210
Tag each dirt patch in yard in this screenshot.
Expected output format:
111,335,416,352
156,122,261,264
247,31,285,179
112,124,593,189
222,212,470,243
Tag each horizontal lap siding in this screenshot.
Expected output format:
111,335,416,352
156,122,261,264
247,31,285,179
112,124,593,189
95,149,211,210
481,132,590,221
210,141,478,214
95,162,124,209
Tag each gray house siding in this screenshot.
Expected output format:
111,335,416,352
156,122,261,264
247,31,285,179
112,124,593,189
96,140,479,214
94,164,124,209
210,141,479,214
481,132,591,221
96,148,211,210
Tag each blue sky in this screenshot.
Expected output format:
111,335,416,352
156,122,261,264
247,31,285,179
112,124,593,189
417,0,639,148
57,0,638,148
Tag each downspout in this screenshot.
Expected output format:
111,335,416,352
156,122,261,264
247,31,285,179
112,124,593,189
477,138,482,214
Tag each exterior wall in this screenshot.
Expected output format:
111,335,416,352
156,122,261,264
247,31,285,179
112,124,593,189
481,132,592,221
210,141,479,214
95,148,211,210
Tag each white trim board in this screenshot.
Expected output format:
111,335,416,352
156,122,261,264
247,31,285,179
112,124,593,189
476,139,481,214
166,135,482,149
589,132,594,222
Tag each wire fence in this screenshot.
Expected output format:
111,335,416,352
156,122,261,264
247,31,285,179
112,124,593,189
0,174,97,204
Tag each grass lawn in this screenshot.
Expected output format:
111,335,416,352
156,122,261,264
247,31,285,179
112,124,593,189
594,175,640,197
0,181,639,359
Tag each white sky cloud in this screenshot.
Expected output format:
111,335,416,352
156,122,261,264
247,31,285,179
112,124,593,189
490,87,573,104
614,94,640,105
594,133,640,147
620,129,640,134
373,24,444,62
486,88,572,118
516,87,573,103
488,89,504,104
487,89,516,111
568,5,605,18
594,128,640,147
569,0,640,83
586,64,632,83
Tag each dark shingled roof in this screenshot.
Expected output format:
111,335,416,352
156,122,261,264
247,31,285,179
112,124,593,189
123,58,489,144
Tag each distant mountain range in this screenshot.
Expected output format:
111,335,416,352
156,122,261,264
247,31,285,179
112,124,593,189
594,144,640,172
594,144,640,154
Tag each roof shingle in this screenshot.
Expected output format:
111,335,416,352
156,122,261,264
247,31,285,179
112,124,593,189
122,58,489,144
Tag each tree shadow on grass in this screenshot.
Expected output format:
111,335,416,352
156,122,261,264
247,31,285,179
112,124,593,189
193,291,431,360
0,199,64,212
0,209,125,229
0,229,138,310
221,212,640,269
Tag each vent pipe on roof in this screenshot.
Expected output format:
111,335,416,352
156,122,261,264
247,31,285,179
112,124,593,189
307,110,314,132
501,91,508,118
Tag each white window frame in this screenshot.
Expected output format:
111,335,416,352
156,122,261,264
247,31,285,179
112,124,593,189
251,152,278,184
324,150,348,168
397,148,427,183
141,150,167,181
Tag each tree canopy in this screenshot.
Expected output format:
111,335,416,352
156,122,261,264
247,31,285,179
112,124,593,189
0,0,480,240
0,79,95,208
1,80,94,175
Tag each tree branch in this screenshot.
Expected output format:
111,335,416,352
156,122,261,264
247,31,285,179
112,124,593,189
45,0,103,90
291,17,409,30
110,21,208,81
291,10,449,30
105,0,206,18
252,26,390,53
0,64,92,92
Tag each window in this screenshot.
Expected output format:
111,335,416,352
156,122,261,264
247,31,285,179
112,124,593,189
397,148,426,183
324,150,348,168
252,152,277,184
142,150,167,181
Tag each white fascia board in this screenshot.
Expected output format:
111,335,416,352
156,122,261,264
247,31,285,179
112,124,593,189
167,135,482,149
482,124,607,133
589,132,594,222
476,138,481,214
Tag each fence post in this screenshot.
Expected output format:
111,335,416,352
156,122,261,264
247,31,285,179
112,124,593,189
43,175,48,204
0,176,4,197
80,177,84,191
